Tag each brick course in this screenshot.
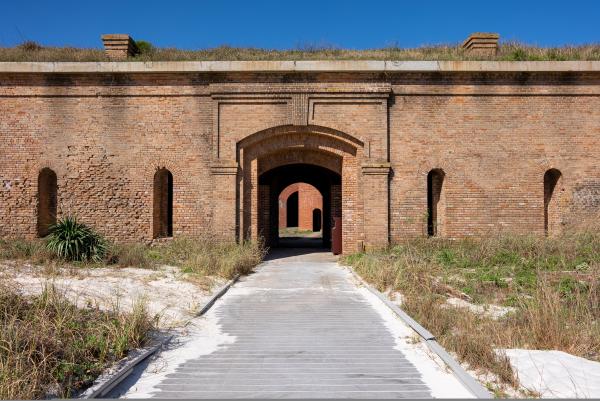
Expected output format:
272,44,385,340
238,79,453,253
0,66,599,253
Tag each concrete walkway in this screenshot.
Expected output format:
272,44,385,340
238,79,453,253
119,249,474,399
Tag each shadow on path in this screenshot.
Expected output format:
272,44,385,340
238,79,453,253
264,246,336,263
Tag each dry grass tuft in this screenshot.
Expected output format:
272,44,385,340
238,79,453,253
343,223,600,390
0,284,155,399
0,238,55,264
154,236,266,279
105,242,156,269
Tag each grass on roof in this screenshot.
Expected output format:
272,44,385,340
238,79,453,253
0,40,599,62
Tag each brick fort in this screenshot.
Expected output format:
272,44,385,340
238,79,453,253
1,34,599,254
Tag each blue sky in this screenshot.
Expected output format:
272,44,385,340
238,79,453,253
1,0,598,49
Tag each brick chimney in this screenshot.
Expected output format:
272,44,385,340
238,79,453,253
101,34,139,60
462,32,499,56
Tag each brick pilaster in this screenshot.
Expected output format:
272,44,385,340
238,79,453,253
362,162,391,250
211,160,239,241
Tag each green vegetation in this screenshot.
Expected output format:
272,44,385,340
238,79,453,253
46,216,107,263
0,41,598,62
343,228,600,393
0,285,154,399
1,233,265,280
135,40,155,56
279,227,318,237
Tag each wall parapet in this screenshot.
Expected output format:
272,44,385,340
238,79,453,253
0,60,599,74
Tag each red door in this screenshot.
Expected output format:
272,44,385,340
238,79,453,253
332,216,342,255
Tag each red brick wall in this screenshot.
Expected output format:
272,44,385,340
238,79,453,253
389,90,600,241
298,183,323,231
0,71,598,252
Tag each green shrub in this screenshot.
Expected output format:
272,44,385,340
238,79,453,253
135,40,154,55
46,216,106,262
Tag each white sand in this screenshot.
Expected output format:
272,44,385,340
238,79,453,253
445,297,516,319
502,349,600,398
120,310,236,398
0,262,225,328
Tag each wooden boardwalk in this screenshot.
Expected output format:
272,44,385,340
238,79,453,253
121,250,473,399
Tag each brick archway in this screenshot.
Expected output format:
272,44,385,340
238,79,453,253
278,183,323,232
210,124,391,253
260,164,339,248
236,126,363,253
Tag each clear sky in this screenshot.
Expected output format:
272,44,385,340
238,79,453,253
1,0,598,49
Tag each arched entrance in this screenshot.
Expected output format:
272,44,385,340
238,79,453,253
210,124,391,254
278,182,324,243
236,126,357,253
260,164,341,248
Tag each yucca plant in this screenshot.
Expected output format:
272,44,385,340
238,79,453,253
46,216,106,262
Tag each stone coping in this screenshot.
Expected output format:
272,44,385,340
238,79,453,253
0,60,599,73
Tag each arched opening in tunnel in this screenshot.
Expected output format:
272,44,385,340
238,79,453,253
278,182,323,242
259,164,341,249
284,190,299,228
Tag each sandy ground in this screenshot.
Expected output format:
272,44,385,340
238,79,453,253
501,349,600,398
0,261,226,328
389,288,600,398
445,297,517,319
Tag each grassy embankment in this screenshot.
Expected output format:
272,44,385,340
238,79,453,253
1,41,599,62
343,226,599,395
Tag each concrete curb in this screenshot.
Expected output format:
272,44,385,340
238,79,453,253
78,335,173,399
197,275,240,316
80,275,240,398
344,266,493,399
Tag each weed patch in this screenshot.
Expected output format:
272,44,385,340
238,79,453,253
153,237,266,279
343,228,600,390
0,285,154,399
1,234,265,280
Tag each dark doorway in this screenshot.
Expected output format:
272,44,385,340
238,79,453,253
286,191,299,227
312,208,322,232
259,164,341,249
153,168,173,238
544,168,562,236
427,169,445,237
37,168,57,237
